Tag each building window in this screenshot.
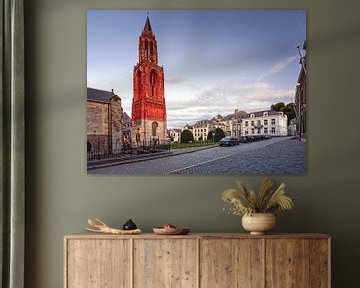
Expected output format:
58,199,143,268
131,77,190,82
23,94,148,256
245,121,248,127
150,42,153,58
251,121,254,126
264,128,268,134
271,119,276,125
264,112,268,117
150,71,156,97
137,70,142,95
250,114,254,118
152,121,158,136
264,119,268,125
257,129,261,134
145,40,148,59
271,127,276,134
245,130,248,135
251,128,255,134
257,120,261,126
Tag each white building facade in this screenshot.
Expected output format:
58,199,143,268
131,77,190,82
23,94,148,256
184,109,248,141
193,120,211,141
241,110,288,137
168,129,182,143
192,117,230,141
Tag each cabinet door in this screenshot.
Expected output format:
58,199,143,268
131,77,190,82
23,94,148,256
66,239,131,288
309,239,330,288
200,239,264,288
265,239,321,288
133,239,198,288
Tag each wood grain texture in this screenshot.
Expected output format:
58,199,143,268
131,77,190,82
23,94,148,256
65,233,330,240
66,239,131,288
64,234,330,288
310,239,330,288
133,239,198,288
200,239,264,288
265,239,310,288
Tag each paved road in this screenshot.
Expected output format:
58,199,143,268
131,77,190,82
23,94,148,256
88,137,306,175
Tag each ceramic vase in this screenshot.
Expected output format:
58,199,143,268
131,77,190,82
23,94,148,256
242,213,276,235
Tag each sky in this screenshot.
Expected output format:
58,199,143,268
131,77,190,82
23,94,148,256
87,10,306,128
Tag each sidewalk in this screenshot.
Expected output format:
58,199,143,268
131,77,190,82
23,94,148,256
171,144,216,155
87,144,217,170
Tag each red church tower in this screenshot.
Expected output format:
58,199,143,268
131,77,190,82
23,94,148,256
131,15,167,144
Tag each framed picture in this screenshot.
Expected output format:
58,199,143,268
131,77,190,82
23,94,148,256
87,10,306,175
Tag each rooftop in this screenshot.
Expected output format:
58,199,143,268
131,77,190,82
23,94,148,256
87,87,119,103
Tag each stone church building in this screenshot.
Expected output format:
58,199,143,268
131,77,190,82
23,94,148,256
131,16,167,145
87,88,123,154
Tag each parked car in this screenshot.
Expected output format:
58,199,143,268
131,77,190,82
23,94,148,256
246,136,256,142
238,136,250,143
263,134,272,140
219,136,239,146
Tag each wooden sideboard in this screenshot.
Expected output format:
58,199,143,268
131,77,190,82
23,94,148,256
64,233,330,288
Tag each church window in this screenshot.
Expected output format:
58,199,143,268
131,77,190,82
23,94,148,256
150,42,153,59
137,70,142,95
145,40,149,59
150,71,156,97
152,121,158,136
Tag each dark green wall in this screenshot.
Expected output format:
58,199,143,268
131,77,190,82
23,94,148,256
25,0,360,287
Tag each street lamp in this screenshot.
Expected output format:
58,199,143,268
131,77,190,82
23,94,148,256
296,45,306,75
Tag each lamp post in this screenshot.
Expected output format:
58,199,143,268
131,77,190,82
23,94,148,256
296,45,306,75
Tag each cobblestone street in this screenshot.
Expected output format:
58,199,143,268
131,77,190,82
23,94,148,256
88,137,306,175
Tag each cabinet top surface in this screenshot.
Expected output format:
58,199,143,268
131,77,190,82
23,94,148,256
64,232,330,240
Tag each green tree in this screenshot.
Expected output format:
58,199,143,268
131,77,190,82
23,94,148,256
207,128,226,142
180,129,194,143
271,102,296,125
271,102,286,111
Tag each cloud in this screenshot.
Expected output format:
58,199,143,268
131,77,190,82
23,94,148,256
259,56,298,80
166,80,294,128
165,75,202,90
88,72,295,129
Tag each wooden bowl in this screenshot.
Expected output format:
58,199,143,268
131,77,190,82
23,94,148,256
153,227,190,235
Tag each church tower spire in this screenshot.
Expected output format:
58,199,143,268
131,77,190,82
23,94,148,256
138,15,158,64
143,14,152,32
131,14,167,144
